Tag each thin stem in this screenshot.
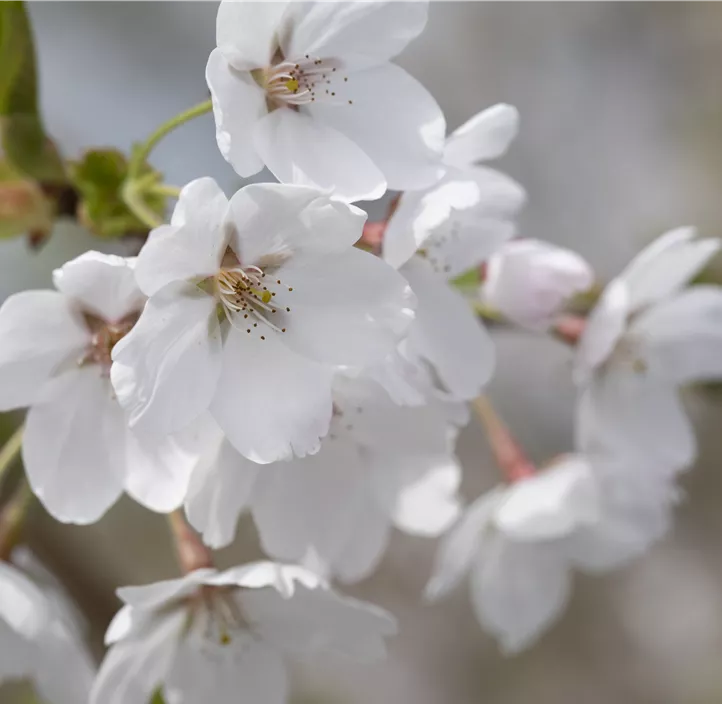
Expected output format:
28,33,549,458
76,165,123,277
472,396,536,483
127,99,213,181
122,184,164,229
148,183,182,199
0,477,33,561
167,510,214,575
0,423,24,488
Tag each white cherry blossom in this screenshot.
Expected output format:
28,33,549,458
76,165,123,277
0,252,206,524
207,0,445,202
0,553,95,704
91,562,396,704
482,239,594,330
371,104,525,403
575,227,722,467
185,375,465,583
425,453,678,653
111,179,415,465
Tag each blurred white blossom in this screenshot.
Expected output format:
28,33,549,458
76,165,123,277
482,239,594,330
91,562,396,704
207,0,445,202
575,227,722,467
0,252,206,523
0,554,95,704
185,375,465,582
111,179,415,465
425,453,678,653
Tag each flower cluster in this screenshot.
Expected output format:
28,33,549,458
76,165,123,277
0,1,721,703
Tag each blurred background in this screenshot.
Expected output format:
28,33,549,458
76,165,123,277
3,3,722,703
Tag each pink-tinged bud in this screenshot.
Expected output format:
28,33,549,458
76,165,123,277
553,314,587,345
482,239,594,331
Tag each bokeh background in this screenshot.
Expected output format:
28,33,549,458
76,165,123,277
3,3,722,703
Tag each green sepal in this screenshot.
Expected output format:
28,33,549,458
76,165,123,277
69,148,165,238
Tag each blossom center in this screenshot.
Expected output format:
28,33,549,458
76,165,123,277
192,587,251,649
82,313,138,372
255,53,352,109
215,264,292,339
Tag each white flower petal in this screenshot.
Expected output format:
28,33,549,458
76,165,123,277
90,610,184,704
185,437,261,549
633,285,722,384
574,277,629,382
111,282,223,435
567,473,676,573
53,251,144,323
383,167,523,273
35,626,96,704
239,580,397,661
0,619,33,680
470,536,571,654
253,108,386,203
210,326,333,464
117,570,216,611
403,256,494,400
494,455,600,541
309,62,445,191
252,439,390,584
216,0,288,70
620,227,720,312
165,631,288,704
282,1,428,70
206,48,267,178
123,421,211,514
227,182,366,266
425,487,504,601
577,369,697,469
392,461,462,537
275,246,415,367
23,367,125,524
444,104,520,167
135,178,229,297
0,290,87,411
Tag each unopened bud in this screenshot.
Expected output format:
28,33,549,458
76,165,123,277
482,239,594,331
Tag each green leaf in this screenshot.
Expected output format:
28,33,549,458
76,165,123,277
69,148,165,238
0,2,65,182
149,690,166,704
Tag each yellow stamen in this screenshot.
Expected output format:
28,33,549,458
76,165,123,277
285,78,299,92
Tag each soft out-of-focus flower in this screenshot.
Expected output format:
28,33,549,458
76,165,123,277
91,562,396,704
575,227,722,467
207,0,445,202
372,104,525,404
111,179,415,465
425,454,678,653
0,552,95,704
0,251,206,524
185,375,464,583
482,239,594,331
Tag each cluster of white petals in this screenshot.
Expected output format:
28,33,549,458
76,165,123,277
92,562,396,704
1,1,722,701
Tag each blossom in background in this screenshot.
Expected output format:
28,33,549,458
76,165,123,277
481,239,594,330
575,227,722,467
91,562,396,704
111,179,415,465
0,252,206,524
185,375,465,583
0,553,95,704
207,0,445,202
372,105,525,404
425,453,678,653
